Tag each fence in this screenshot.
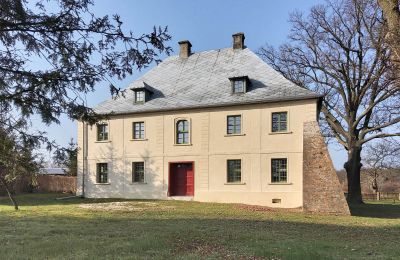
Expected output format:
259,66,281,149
362,192,400,202
0,177,33,196
36,175,77,194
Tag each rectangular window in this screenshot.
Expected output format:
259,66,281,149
96,163,108,183
133,122,145,139
135,91,145,102
132,162,145,183
272,112,288,132
97,123,109,141
233,80,245,93
227,159,241,183
227,115,241,135
271,158,287,183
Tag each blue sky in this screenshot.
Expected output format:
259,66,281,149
34,0,347,169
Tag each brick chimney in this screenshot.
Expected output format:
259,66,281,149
232,32,245,50
178,40,192,58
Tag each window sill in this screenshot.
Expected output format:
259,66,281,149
268,182,292,185
174,143,192,146
130,138,148,141
268,131,293,135
130,182,147,185
95,140,111,143
224,182,246,185
94,183,111,185
224,133,246,137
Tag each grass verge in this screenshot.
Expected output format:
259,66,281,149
0,193,399,259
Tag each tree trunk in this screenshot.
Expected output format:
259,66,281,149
0,178,19,210
344,146,363,204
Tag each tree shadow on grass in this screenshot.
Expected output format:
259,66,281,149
0,192,145,207
349,201,400,219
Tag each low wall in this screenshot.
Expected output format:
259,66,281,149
37,175,77,194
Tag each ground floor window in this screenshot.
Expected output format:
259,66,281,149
96,163,108,183
271,158,287,183
132,162,145,183
227,159,241,183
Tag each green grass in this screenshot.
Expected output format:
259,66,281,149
1,194,399,259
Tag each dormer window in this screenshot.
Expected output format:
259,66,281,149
135,90,145,103
131,82,154,104
233,80,245,93
229,76,250,94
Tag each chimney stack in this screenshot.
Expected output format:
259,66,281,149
232,32,245,50
178,40,192,58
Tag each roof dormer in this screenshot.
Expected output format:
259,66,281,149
131,82,154,103
229,76,250,94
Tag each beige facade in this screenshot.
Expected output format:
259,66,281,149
77,98,318,208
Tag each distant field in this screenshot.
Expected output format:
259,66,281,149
1,193,399,259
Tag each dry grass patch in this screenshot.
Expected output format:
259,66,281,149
79,201,175,212
234,204,302,213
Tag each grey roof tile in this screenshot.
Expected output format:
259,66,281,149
94,48,321,115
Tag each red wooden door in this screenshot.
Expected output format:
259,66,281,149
186,164,194,196
170,163,194,196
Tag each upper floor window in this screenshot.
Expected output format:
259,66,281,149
272,112,288,132
227,115,241,135
132,162,145,183
97,123,109,141
133,122,145,139
96,163,108,183
176,119,190,144
271,158,287,183
227,159,241,183
135,90,145,103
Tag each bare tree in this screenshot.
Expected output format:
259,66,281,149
378,0,400,72
258,0,400,203
363,139,400,193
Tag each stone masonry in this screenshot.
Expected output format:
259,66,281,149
303,121,350,215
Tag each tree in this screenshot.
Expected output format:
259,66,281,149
363,139,400,193
0,0,171,202
258,0,400,203
0,126,42,210
0,0,171,142
378,0,400,72
53,139,78,176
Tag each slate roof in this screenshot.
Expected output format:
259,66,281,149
40,168,67,175
94,47,321,115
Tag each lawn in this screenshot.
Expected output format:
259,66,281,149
0,194,399,259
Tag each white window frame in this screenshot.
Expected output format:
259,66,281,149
174,117,192,145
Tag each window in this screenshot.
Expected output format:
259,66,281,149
132,162,145,183
271,158,287,183
272,112,288,132
96,163,108,183
97,123,109,141
227,159,241,183
135,90,145,103
176,120,190,144
233,79,245,93
227,115,241,135
133,122,145,139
